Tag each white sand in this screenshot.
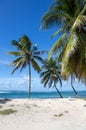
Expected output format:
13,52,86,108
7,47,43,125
0,98,86,130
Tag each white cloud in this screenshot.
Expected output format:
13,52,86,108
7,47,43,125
23,75,29,80
0,76,86,92
0,77,49,92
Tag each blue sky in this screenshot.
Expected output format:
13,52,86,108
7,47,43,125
0,0,85,92
0,0,55,78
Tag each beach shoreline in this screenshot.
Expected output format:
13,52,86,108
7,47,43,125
0,98,86,130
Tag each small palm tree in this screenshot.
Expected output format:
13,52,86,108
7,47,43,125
40,58,62,98
8,35,45,98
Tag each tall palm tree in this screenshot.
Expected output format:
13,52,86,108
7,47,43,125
40,58,62,98
8,35,46,98
41,0,86,83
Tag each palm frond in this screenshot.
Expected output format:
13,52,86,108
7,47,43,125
80,4,86,15
56,73,62,87
31,58,41,73
40,70,51,78
11,67,20,75
19,35,32,50
11,40,22,50
20,62,27,72
71,15,86,31
41,74,50,87
41,12,61,30
48,33,67,59
33,55,45,64
50,28,63,39
74,0,81,16
33,51,48,55
9,57,23,66
11,58,23,74
7,51,21,56
48,78,53,88
63,33,80,61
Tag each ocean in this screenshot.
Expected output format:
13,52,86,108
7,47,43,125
0,91,86,99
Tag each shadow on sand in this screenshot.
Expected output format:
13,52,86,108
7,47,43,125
0,98,12,104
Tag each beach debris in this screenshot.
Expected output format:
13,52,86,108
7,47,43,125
54,113,63,117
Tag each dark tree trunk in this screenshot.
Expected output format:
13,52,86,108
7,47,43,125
71,75,77,95
28,63,31,98
54,83,63,98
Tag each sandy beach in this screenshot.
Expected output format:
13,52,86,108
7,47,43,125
0,98,86,130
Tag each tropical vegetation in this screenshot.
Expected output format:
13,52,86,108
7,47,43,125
40,58,63,98
41,0,86,84
8,35,45,98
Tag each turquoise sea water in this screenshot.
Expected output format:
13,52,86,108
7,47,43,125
0,91,86,98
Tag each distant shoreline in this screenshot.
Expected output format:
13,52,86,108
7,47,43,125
0,90,86,99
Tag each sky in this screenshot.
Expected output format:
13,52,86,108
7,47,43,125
0,0,86,92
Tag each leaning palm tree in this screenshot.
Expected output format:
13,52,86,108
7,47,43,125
40,58,62,98
41,0,86,83
70,75,78,95
8,35,46,98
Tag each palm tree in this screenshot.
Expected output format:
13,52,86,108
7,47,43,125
41,0,86,83
8,35,46,98
40,58,62,98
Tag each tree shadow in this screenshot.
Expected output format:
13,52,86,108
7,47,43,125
0,98,12,104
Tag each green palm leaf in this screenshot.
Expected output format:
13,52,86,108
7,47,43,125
11,40,22,50
31,58,41,73
50,28,63,39
19,35,32,50
71,15,86,31
48,33,67,59
33,55,45,64
7,51,21,56
9,57,23,66
11,58,23,74
20,62,26,72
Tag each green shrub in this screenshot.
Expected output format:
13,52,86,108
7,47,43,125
0,109,17,115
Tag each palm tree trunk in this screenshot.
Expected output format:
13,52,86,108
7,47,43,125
71,75,77,95
28,63,31,98
54,83,63,98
